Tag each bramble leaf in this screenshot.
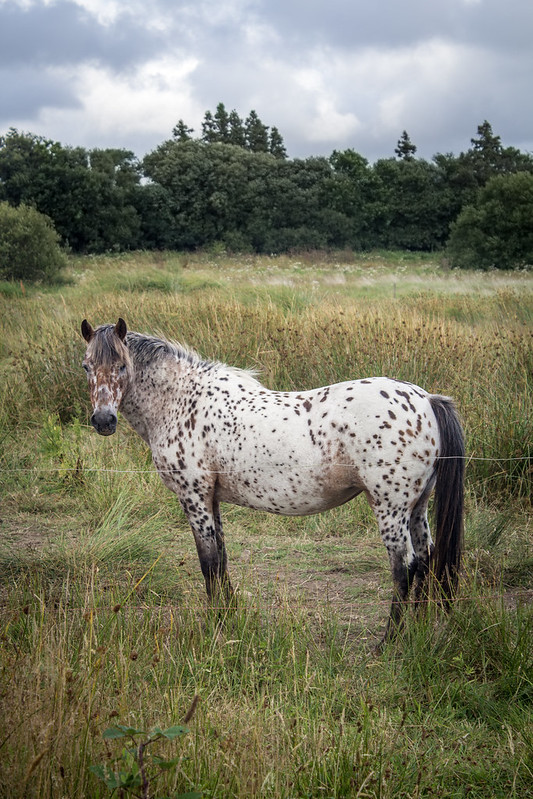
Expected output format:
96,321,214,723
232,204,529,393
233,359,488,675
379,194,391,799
103,725,145,739
150,724,189,740
152,754,182,770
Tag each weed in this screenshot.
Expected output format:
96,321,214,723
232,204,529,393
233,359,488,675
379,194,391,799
90,722,201,799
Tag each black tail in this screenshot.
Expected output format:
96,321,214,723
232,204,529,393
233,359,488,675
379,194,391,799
429,395,465,601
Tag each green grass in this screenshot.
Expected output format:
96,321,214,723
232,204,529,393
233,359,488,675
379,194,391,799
0,251,532,798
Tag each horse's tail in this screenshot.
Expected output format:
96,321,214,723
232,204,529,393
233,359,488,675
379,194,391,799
429,395,465,602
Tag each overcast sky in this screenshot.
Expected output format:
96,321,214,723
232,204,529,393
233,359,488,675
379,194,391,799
1,0,532,162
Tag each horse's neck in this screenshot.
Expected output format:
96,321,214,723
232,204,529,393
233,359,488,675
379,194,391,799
120,356,202,445
120,385,151,443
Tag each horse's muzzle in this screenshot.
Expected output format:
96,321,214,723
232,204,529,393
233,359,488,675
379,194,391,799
91,409,117,436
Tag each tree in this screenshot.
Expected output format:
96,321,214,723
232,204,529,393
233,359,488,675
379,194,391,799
214,103,231,143
245,111,269,153
0,130,143,253
83,148,142,252
269,126,287,159
0,128,57,206
228,110,246,147
395,131,417,161
327,149,374,248
0,201,67,282
201,111,218,144
143,140,258,248
371,158,449,250
169,105,287,157
172,120,194,142
447,171,533,269
133,182,177,249
142,139,342,253
470,120,502,161
459,120,533,188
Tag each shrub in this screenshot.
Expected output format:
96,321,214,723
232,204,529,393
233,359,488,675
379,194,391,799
0,201,67,283
447,172,533,270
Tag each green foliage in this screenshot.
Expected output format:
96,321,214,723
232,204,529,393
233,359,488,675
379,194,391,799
90,723,200,798
394,130,417,161
0,129,143,254
142,141,335,252
244,109,269,153
0,201,67,282
447,172,533,269
466,120,533,185
2,119,533,256
194,103,286,158
172,119,194,142
370,158,451,250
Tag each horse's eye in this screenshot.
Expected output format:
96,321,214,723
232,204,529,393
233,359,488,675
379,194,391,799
119,364,127,375
82,363,89,373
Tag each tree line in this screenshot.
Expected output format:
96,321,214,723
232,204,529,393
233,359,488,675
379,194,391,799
1,106,532,272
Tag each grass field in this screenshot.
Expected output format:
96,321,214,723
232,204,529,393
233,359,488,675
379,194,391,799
0,251,532,798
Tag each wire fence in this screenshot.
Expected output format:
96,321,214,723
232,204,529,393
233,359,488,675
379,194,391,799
1,453,530,476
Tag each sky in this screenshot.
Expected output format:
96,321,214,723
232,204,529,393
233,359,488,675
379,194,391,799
1,0,532,162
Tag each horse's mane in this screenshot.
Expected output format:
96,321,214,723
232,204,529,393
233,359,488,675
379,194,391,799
126,331,201,369
125,331,261,386
89,325,260,385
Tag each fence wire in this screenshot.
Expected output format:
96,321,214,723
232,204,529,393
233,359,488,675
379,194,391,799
1,453,530,477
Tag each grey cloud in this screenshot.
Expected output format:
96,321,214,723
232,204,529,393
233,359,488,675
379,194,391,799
0,0,531,161
0,0,165,70
249,0,533,54
0,66,81,123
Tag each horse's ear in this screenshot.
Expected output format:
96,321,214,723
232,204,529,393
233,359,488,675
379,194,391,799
81,319,94,342
115,318,127,341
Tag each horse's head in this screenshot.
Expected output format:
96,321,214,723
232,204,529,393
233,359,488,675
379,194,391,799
81,318,132,436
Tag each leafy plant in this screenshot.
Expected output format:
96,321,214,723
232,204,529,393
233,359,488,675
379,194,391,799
90,723,201,799
38,413,85,490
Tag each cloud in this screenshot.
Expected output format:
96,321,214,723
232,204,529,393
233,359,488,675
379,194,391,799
0,0,164,69
0,65,80,119
0,0,532,160
27,56,201,152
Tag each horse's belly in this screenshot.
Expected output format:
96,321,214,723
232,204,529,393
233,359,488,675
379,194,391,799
215,471,363,516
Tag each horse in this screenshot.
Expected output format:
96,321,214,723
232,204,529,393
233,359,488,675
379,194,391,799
81,318,464,642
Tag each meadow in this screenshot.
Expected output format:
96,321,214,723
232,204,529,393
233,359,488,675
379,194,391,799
0,250,532,798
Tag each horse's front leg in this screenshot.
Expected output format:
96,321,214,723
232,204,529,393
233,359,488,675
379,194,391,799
181,495,234,606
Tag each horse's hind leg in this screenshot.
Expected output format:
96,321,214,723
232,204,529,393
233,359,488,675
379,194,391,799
409,477,435,606
375,504,418,643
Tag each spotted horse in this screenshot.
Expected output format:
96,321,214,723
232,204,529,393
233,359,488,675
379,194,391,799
81,318,465,643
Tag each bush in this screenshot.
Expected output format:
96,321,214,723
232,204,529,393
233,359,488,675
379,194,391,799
0,201,67,283
446,172,533,269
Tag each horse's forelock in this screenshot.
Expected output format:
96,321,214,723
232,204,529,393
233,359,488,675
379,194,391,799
89,324,131,368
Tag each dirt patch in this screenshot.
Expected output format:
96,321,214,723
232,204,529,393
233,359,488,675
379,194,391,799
231,556,390,642
1,514,530,646
0,515,58,552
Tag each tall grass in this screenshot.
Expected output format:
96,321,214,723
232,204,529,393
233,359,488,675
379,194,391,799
1,271,531,497
1,570,531,798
